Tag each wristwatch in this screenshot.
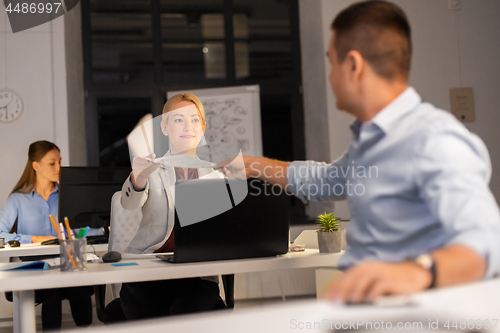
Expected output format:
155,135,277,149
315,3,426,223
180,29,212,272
411,253,436,289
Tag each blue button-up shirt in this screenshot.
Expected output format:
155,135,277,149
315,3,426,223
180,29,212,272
287,87,500,278
0,188,60,244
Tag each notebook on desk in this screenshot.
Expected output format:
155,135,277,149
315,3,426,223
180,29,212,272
157,178,290,263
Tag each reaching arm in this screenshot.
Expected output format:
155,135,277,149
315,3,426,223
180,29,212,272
122,153,160,210
224,153,350,201
130,153,159,191
243,156,290,189
122,174,149,210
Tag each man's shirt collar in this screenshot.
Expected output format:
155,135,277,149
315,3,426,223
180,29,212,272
370,86,422,135
349,87,421,142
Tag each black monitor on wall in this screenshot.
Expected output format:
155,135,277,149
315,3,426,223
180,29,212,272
59,167,131,241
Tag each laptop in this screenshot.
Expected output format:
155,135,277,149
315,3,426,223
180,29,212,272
157,178,290,263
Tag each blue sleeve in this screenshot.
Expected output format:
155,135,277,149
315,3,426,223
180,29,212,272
0,195,22,243
416,128,500,278
18,234,33,244
286,151,350,202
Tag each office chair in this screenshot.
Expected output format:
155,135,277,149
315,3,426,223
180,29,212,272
95,192,234,324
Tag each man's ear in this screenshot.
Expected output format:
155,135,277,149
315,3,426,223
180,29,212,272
161,120,168,137
346,50,365,83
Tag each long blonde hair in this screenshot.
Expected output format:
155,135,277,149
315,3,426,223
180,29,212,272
11,141,60,195
162,93,206,124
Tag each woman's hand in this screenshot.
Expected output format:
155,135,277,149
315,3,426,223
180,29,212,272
131,153,160,190
32,236,57,243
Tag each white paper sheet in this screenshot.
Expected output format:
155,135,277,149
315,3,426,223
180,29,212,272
151,154,217,169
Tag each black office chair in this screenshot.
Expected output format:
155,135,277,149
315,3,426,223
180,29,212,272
94,274,234,323
94,285,125,323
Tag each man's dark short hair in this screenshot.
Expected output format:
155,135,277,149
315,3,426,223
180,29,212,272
331,0,412,80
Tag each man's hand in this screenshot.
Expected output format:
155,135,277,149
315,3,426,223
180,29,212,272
219,155,291,189
219,154,249,180
324,261,432,303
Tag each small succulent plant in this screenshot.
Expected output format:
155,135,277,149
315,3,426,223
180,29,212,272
316,212,340,233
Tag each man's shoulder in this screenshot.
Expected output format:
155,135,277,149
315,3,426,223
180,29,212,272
401,101,470,140
412,102,462,128
401,101,489,162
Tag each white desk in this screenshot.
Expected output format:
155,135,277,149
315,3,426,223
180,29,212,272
0,242,108,332
0,249,341,333
83,277,500,333
0,243,108,258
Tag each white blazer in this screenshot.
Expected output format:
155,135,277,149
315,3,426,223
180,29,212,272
121,152,224,254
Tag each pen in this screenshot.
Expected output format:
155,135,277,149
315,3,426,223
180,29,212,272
57,222,77,268
64,217,74,240
59,223,67,241
62,219,77,263
81,226,90,238
49,215,60,239
76,228,86,239
54,215,63,236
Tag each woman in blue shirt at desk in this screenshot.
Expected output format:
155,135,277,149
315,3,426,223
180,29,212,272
0,140,93,331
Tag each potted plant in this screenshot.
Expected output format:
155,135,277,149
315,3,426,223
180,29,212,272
316,212,342,253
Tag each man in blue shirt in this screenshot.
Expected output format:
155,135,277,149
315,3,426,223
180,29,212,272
227,0,500,303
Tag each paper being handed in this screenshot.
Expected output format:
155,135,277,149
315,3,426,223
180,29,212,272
149,154,217,169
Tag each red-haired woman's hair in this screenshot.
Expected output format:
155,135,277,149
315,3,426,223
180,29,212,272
162,93,206,124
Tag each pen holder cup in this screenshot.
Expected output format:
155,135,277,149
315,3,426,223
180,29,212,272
60,239,87,272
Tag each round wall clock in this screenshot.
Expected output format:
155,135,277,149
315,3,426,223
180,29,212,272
0,91,24,123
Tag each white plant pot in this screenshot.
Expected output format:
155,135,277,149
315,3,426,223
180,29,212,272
317,231,342,253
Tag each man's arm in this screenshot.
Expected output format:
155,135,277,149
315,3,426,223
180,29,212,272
324,244,486,303
433,244,487,285
243,156,290,188
229,153,350,201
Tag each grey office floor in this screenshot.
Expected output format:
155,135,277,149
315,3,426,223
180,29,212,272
0,295,315,332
